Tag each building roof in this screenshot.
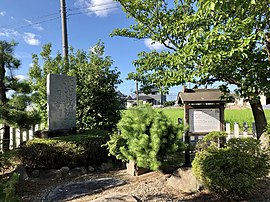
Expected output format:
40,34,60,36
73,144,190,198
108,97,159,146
137,95,155,101
177,88,226,104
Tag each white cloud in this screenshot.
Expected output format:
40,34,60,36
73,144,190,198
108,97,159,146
15,75,28,81
0,28,19,37
24,19,44,31
75,0,118,17
144,39,167,51
23,32,40,46
0,11,6,16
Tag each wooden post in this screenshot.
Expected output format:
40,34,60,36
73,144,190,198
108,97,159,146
234,122,239,138
0,124,3,152
252,122,257,139
243,122,248,137
184,103,191,167
16,128,20,148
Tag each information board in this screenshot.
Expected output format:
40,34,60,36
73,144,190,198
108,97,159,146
189,108,220,133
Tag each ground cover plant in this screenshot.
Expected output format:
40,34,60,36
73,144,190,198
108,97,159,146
106,105,186,171
0,151,21,202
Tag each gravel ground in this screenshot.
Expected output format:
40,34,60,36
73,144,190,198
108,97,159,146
16,168,270,202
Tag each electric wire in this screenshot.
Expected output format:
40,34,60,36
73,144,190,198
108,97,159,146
67,5,120,17
0,2,121,30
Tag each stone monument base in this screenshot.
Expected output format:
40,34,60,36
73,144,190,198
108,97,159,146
34,127,76,138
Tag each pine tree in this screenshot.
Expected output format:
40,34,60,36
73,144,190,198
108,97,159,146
0,40,40,152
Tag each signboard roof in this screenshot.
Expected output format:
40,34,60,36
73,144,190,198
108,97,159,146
177,88,226,104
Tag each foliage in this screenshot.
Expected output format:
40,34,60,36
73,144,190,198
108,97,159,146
192,135,270,198
106,105,186,170
163,100,176,107
113,0,270,137
18,129,110,169
28,43,65,124
29,42,122,131
195,131,227,152
69,41,122,131
0,40,40,151
0,173,20,202
0,152,12,173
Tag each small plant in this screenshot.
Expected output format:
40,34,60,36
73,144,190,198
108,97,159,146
0,173,20,202
192,133,270,199
0,151,19,174
106,105,186,171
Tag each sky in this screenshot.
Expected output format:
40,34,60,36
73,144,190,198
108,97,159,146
0,0,181,100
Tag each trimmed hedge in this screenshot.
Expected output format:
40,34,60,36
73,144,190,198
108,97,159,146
18,129,110,170
192,132,270,199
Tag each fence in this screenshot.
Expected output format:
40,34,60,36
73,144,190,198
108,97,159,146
0,124,40,151
189,122,257,143
0,122,258,151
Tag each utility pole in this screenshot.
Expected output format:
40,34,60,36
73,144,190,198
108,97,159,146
60,0,69,62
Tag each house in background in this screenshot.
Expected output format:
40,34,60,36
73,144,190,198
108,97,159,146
226,94,270,109
126,87,166,108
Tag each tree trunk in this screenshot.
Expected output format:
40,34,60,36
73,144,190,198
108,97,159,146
0,62,9,151
250,100,267,139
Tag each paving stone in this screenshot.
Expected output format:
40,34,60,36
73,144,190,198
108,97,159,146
44,178,126,202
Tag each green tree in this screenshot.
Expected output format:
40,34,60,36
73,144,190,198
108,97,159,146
69,42,122,131
0,40,40,151
29,43,65,124
29,42,122,131
112,0,270,138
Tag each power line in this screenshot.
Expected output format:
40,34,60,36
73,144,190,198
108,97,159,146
67,6,120,17
0,3,120,31
0,12,60,29
68,2,118,12
16,16,61,30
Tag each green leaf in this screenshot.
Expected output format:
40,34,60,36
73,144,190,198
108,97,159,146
210,2,216,10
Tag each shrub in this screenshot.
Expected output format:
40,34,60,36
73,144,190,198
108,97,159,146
105,105,186,170
164,101,176,107
192,134,270,199
195,131,228,152
0,152,16,173
0,173,20,202
18,129,110,170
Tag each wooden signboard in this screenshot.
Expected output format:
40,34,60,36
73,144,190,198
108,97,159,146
189,108,221,133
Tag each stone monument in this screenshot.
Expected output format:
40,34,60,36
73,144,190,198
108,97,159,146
47,74,76,131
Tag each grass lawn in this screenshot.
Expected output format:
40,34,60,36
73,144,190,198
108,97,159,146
156,107,270,128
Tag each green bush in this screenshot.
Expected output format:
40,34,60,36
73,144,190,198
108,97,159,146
195,131,228,152
106,105,186,170
0,173,20,202
164,101,176,107
192,134,270,199
0,152,15,173
18,129,110,169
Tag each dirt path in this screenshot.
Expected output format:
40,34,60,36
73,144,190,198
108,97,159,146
16,169,270,202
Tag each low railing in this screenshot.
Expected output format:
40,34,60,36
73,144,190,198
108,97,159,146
0,124,40,151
